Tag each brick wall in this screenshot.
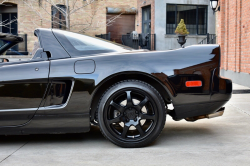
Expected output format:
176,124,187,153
136,0,155,34
0,0,137,53
217,0,250,74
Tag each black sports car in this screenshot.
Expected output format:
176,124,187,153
0,29,232,148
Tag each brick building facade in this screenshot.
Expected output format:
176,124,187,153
0,0,137,54
217,0,250,87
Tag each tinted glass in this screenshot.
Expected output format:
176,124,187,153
143,9,148,21
51,5,66,30
0,40,8,49
177,5,197,34
0,39,9,55
53,29,132,57
142,6,151,34
166,4,176,34
198,6,207,35
2,13,17,34
2,13,10,33
166,4,207,35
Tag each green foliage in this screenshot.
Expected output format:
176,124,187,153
175,19,189,35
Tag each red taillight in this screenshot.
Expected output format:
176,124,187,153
185,81,202,87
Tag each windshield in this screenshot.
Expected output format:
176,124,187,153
53,29,133,57
0,40,8,48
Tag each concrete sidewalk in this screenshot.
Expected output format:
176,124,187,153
230,83,250,116
0,83,249,166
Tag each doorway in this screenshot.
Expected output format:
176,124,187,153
142,6,151,34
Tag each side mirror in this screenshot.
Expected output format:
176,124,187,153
0,58,9,62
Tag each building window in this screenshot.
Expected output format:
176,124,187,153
166,4,207,35
51,4,66,30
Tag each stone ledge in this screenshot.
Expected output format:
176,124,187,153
221,69,250,88
165,34,207,38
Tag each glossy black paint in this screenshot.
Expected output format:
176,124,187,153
0,60,49,126
74,60,95,74
35,29,70,59
0,29,232,135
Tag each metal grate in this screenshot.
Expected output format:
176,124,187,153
121,33,156,51
198,33,216,44
95,32,111,41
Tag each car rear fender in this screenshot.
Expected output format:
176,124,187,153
89,71,173,122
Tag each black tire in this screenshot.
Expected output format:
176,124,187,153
97,80,166,148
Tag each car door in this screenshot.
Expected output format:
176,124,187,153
0,58,49,127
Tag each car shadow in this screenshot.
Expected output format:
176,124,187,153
0,125,103,144
0,123,214,147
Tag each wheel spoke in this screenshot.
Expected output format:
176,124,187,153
141,114,156,120
121,125,129,138
135,124,145,136
110,100,124,113
108,116,122,124
135,96,149,110
126,91,133,107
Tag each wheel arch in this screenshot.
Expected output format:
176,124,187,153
89,71,172,123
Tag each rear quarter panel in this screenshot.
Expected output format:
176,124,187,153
89,44,231,119
91,45,221,104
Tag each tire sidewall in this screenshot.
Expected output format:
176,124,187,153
98,80,166,148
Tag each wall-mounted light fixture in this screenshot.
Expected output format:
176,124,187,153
210,0,220,13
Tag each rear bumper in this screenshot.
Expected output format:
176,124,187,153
172,100,228,120
211,76,232,102
171,76,232,121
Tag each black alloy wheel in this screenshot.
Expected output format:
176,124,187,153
98,80,166,148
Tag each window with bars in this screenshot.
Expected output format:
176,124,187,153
166,4,207,35
51,5,66,30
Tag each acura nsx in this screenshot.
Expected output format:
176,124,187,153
0,29,232,147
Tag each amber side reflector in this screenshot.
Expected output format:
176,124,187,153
185,81,202,87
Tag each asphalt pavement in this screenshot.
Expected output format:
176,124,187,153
0,83,249,166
